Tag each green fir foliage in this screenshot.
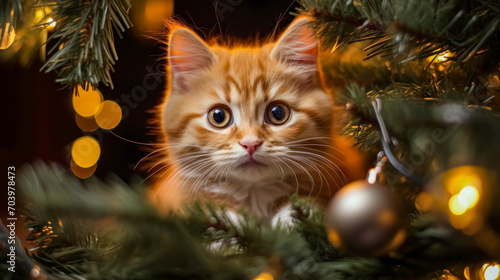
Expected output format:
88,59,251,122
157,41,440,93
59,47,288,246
41,0,133,90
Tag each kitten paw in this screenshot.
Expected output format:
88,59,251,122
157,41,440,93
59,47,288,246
271,204,296,229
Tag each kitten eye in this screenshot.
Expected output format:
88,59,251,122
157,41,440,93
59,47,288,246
266,102,290,125
207,106,232,128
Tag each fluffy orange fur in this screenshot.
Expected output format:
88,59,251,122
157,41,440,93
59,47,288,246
151,17,364,217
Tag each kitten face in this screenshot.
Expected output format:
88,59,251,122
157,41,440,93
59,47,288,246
162,17,334,184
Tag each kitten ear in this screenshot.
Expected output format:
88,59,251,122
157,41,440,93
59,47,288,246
168,28,216,92
271,17,318,79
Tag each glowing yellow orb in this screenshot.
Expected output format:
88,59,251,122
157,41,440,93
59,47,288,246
73,86,103,117
459,186,479,209
449,194,467,215
95,100,122,129
484,263,500,280
0,23,16,50
71,136,100,168
253,272,273,280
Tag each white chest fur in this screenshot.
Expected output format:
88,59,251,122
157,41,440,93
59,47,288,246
200,179,295,217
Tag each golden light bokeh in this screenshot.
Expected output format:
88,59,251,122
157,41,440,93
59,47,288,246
253,272,274,280
70,159,97,179
436,52,450,62
134,0,174,32
415,192,434,212
459,186,480,209
449,194,467,215
448,185,480,216
0,22,16,50
75,113,99,132
483,263,500,280
71,136,101,168
73,86,103,117
95,100,122,129
46,17,56,30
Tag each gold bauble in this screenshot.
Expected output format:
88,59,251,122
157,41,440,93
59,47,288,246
325,181,406,257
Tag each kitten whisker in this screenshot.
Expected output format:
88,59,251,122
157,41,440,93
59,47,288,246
269,155,299,192
281,156,315,193
134,147,169,170
148,151,210,178
287,150,348,186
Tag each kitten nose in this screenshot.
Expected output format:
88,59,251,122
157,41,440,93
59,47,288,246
239,140,262,156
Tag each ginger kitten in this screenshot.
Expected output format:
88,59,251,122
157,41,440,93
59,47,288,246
152,17,363,218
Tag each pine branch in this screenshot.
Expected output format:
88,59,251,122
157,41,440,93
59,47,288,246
300,0,500,66
40,0,133,90
9,162,499,280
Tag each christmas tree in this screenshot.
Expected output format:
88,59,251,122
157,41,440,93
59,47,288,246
2,0,500,279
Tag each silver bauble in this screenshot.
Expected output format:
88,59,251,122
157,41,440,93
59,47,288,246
325,180,406,257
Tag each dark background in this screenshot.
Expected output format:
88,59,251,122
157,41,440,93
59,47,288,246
0,0,300,185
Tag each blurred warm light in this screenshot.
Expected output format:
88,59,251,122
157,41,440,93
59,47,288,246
71,136,100,168
70,159,97,179
95,100,122,129
449,194,467,215
483,263,500,280
367,168,377,184
133,0,173,34
459,186,479,209
73,86,103,117
436,52,450,62
464,266,470,280
75,113,99,132
0,22,16,50
253,272,274,280
415,192,434,212
46,17,56,30
445,167,483,217
327,228,341,247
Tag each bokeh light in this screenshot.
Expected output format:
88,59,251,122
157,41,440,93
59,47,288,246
0,22,16,50
449,194,467,215
70,159,97,179
46,17,56,30
448,184,481,216
95,100,122,129
72,86,103,117
71,136,101,168
415,192,434,212
75,113,99,132
253,272,274,280
484,263,500,280
133,0,174,33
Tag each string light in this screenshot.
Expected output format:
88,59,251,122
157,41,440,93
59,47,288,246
72,86,103,117
71,136,101,168
46,17,56,30
95,100,122,129
436,52,450,62
253,272,274,280
483,263,500,280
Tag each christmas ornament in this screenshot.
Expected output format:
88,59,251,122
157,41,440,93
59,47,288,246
0,22,16,49
325,154,406,257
